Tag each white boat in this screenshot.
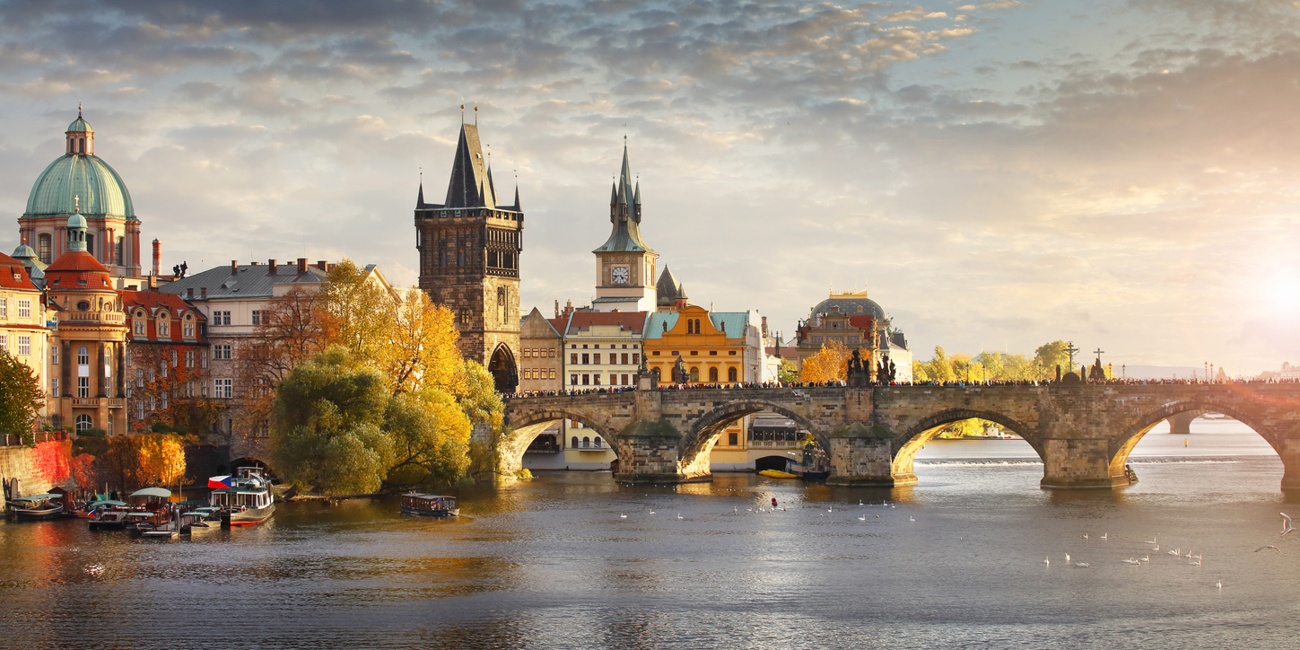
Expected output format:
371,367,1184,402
209,468,275,527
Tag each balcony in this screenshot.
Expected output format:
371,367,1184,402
56,311,126,325
71,397,126,408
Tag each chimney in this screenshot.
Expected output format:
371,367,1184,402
152,239,161,277
316,260,328,271
296,258,307,273
231,260,238,275
268,259,277,275
200,287,207,299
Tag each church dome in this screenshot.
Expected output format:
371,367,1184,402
810,291,885,320
25,153,135,219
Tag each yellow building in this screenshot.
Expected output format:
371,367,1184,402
0,251,50,424
644,305,764,466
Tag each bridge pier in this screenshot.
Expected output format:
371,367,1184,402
1038,438,1130,489
613,420,706,484
1166,411,1197,435
826,424,913,487
1279,438,1300,495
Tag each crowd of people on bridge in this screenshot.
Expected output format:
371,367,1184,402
503,375,1296,400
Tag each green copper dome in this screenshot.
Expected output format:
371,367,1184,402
24,153,136,219
67,115,93,133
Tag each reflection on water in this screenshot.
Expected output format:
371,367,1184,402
0,420,1298,649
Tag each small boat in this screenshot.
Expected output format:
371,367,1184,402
180,507,223,536
209,468,275,527
400,493,459,517
88,505,132,531
124,487,174,535
81,499,128,518
5,493,66,521
757,469,798,479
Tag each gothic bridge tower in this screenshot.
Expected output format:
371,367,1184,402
415,113,522,392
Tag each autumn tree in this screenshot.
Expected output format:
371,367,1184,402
383,288,465,396
0,349,43,441
234,286,335,439
100,432,189,490
799,340,850,383
128,341,218,434
321,260,398,364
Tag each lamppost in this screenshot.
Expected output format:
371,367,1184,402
1204,362,1208,383
1210,363,1215,383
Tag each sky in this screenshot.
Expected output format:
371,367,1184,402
1,0,1298,376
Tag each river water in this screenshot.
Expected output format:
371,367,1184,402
2,419,1298,649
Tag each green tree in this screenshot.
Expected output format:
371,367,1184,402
322,260,398,364
385,392,471,487
270,348,395,495
925,346,956,384
1034,341,1071,380
0,349,43,441
777,359,799,384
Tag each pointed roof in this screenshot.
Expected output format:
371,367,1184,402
656,266,686,304
442,123,497,209
416,181,425,208
594,140,653,253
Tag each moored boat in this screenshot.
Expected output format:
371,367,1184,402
399,493,459,517
5,494,66,521
180,507,223,536
209,468,275,527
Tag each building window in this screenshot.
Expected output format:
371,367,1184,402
728,367,738,382
78,376,89,398
185,350,195,368
729,432,738,446
51,377,59,397
0,299,6,318
134,320,146,336
51,345,58,365
213,378,233,399
77,345,89,365
252,310,262,326
610,373,618,385
593,353,601,364
183,322,195,338
115,237,124,266
158,319,170,337
214,344,232,360
212,311,231,326
633,353,640,364
582,374,590,386
570,374,577,385
709,367,718,383
549,369,556,379
570,353,578,365
37,234,51,264
75,414,92,432
17,300,30,319
690,367,699,382
17,336,30,356
136,369,144,387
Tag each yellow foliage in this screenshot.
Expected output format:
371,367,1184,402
800,340,850,384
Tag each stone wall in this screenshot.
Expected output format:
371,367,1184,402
0,445,65,508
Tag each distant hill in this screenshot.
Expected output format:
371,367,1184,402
1120,365,1206,380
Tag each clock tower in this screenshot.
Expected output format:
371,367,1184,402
592,140,657,312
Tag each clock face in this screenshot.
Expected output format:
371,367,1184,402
611,266,630,284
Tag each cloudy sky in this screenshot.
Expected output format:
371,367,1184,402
1,0,1297,376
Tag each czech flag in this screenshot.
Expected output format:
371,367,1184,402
207,475,234,489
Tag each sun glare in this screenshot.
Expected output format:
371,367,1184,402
1266,269,1300,317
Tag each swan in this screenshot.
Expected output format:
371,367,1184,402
1122,558,1141,565
1282,513,1295,537
619,513,627,519
1042,556,1050,566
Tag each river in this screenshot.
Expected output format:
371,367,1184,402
2,419,1298,649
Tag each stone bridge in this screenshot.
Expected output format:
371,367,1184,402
502,384,1300,493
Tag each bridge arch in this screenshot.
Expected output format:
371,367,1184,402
1108,398,1283,479
681,400,828,473
500,406,623,478
891,408,1041,483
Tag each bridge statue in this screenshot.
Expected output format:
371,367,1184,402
671,355,689,384
499,383,1300,495
846,349,870,387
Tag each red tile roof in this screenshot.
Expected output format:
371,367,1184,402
565,311,648,335
0,252,38,291
44,250,113,290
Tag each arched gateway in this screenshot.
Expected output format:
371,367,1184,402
502,384,1300,493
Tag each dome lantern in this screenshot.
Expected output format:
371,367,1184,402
65,103,94,156
66,197,88,252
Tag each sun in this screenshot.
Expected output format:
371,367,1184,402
1265,269,1300,317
